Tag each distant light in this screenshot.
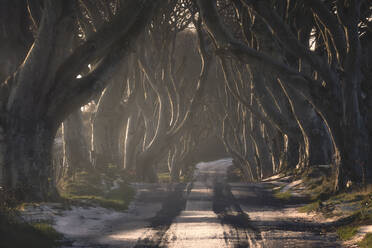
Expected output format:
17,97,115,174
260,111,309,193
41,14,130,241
309,28,316,51
76,74,82,79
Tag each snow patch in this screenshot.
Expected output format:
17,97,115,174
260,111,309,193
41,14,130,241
21,204,62,223
196,158,233,169
53,206,127,238
110,178,124,191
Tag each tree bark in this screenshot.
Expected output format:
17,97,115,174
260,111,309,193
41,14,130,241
123,115,134,170
62,110,91,177
91,75,127,169
4,119,57,201
0,126,6,186
0,0,161,200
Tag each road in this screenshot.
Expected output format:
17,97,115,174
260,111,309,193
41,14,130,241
57,158,341,248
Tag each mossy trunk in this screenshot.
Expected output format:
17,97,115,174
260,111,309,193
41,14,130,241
4,119,58,201
63,110,91,176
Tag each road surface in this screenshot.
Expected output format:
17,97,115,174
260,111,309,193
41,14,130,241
57,158,340,248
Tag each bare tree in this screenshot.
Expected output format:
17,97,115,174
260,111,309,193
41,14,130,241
196,0,372,190
0,0,161,200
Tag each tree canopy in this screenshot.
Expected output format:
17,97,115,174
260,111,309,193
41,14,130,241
0,0,371,201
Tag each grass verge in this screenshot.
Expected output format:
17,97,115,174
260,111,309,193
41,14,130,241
274,190,292,200
358,233,372,248
272,186,292,201
0,190,62,248
0,221,62,248
157,172,187,183
59,168,135,211
298,200,322,213
298,184,371,244
158,172,171,183
336,225,359,241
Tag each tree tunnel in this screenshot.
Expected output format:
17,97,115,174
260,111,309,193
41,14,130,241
0,0,371,201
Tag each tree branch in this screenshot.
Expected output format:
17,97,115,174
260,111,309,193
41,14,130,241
303,0,347,63
196,0,323,93
48,0,160,123
243,0,338,87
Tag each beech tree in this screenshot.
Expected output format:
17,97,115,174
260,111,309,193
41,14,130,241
0,0,161,200
62,109,91,177
196,0,372,190
1,0,371,201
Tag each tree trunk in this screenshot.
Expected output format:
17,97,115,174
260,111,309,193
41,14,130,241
317,87,371,191
91,76,127,169
0,0,160,201
170,163,181,183
284,85,332,167
62,110,91,177
123,112,144,170
270,130,285,173
251,121,272,178
135,154,158,182
0,126,5,186
306,114,332,166
329,112,371,190
341,95,371,185
123,115,134,170
169,148,181,182
4,119,57,201
285,137,300,171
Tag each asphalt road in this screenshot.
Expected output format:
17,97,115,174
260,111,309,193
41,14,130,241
59,158,341,248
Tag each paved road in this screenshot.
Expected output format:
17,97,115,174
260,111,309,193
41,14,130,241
58,158,341,248
161,159,233,248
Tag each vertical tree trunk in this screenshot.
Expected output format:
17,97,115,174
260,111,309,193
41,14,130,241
252,121,272,178
123,112,144,170
169,148,181,182
0,125,5,186
328,111,371,190
123,115,133,170
306,115,332,166
284,85,332,167
135,154,158,182
4,119,57,201
315,88,371,191
170,162,181,183
91,75,127,169
285,137,300,171
270,131,285,173
62,110,91,177
342,96,371,185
